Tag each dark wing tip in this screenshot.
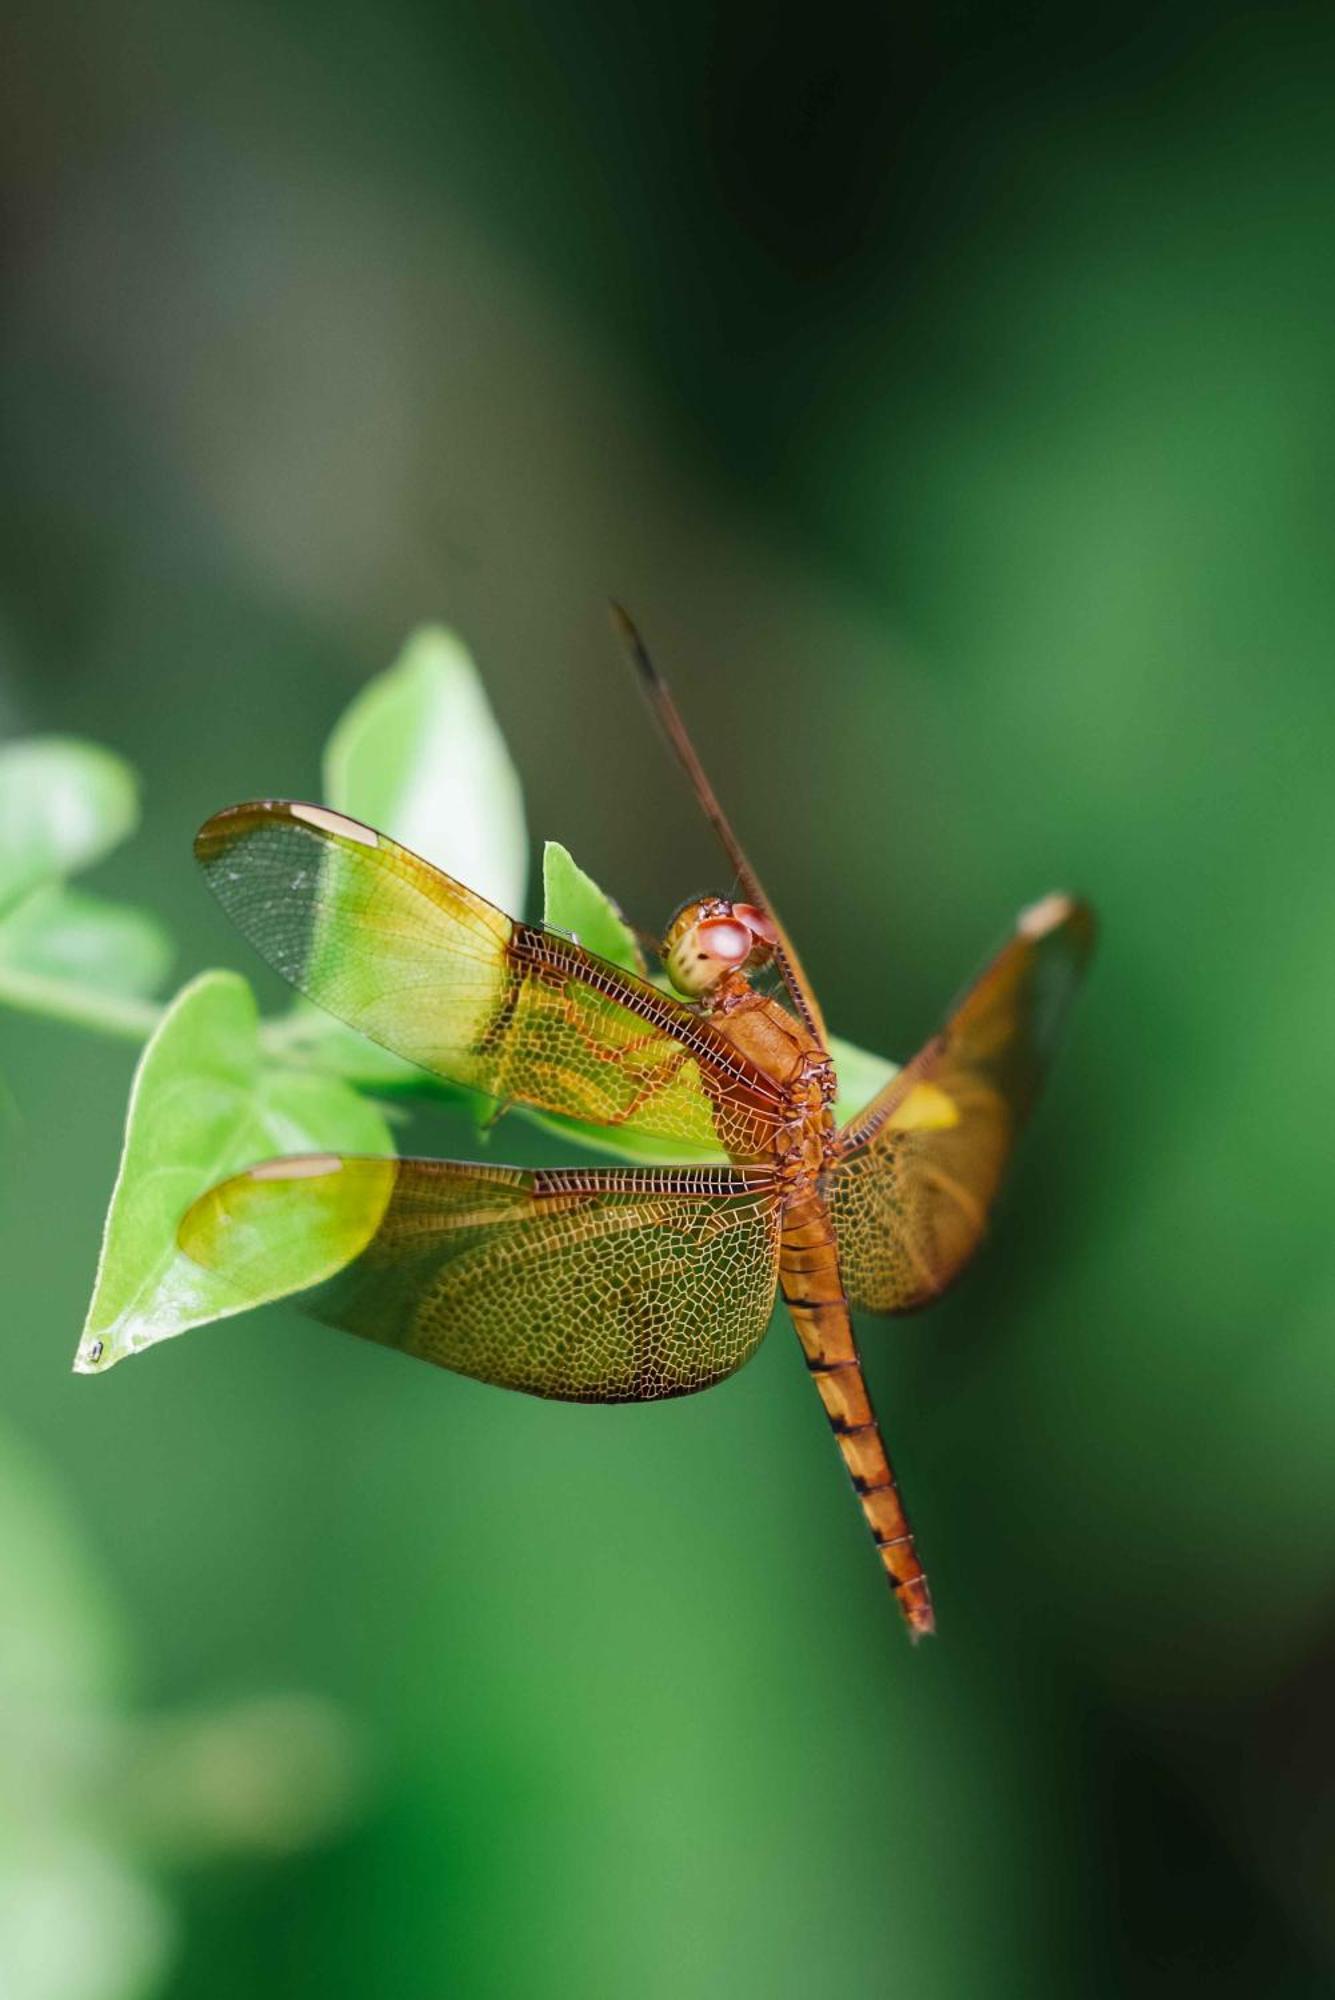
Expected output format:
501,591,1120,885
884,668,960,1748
194,799,274,866
195,799,384,868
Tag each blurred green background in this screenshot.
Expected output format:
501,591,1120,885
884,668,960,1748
3,2,1335,1993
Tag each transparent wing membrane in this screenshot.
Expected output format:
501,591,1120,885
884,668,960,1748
180,1155,783,1402
195,800,784,1157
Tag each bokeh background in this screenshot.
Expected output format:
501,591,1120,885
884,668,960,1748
4,3,1335,1993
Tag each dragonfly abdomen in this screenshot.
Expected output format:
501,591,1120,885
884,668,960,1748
780,1194,935,1641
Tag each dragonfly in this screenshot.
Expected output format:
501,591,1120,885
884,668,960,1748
179,611,1094,1639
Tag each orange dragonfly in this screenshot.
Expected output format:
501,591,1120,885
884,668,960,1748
180,612,1094,1639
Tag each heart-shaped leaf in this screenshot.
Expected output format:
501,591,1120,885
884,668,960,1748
323,625,528,914
0,738,140,914
276,627,528,1101
75,971,393,1373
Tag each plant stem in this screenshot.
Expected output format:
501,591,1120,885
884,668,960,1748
0,973,409,1127
0,966,163,1043
0,974,367,1069
0,977,722,1159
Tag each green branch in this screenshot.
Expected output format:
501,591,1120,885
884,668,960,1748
0,965,163,1044
0,972,358,1073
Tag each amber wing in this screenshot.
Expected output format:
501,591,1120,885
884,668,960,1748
827,893,1095,1313
195,801,784,1157
180,1155,783,1402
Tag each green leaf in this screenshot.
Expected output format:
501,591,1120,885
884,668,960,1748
0,738,140,913
518,1109,729,1165
75,971,393,1373
542,840,646,976
0,885,172,998
262,1003,469,1101
281,626,530,1104
323,625,528,915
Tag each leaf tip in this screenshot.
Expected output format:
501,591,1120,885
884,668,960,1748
72,1330,116,1375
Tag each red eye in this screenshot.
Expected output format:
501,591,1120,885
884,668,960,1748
733,903,778,947
697,918,752,963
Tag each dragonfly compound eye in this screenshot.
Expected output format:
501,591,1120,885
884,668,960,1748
696,917,753,962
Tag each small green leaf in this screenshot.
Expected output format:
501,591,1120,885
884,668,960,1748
75,971,393,1373
542,840,646,976
827,1034,900,1129
0,886,172,998
323,625,528,915
0,738,140,913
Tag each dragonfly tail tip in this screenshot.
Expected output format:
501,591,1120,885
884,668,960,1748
898,1578,936,1643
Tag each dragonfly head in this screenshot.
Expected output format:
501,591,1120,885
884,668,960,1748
662,898,778,997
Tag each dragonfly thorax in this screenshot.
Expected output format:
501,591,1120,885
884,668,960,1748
663,897,777,997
